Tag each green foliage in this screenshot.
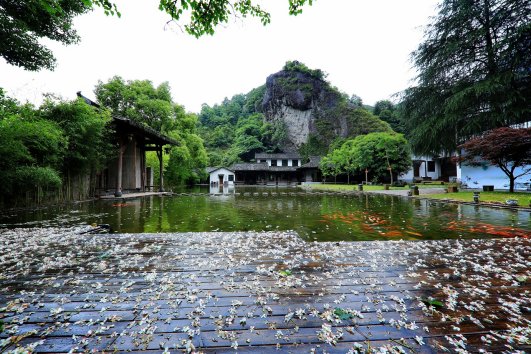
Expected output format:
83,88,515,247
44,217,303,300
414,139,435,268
0,116,65,172
322,133,411,183
345,107,392,137
333,308,354,321
12,166,62,191
348,94,363,108
95,76,177,133
166,133,208,186
299,134,326,162
0,95,66,196
0,0,92,71
198,89,282,165
276,77,314,96
373,100,405,134
401,0,530,155
278,269,292,277
283,60,326,80
40,98,113,174
420,298,444,309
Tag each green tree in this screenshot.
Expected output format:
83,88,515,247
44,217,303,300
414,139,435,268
0,94,65,197
373,100,404,134
401,0,530,155
40,98,113,175
1,0,89,70
323,133,411,183
319,155,340,183
95,76,177,133
373,100,394,116
349,94,363,108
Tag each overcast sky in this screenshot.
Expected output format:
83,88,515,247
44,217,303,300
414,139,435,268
0,0,439,113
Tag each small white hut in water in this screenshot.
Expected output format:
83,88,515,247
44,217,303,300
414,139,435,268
207,167,235,186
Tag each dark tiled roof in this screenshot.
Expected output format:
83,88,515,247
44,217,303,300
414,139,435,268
76,92,178,146
230,162,306,173
269,166,299,172
255,153,301,159
231,162,270,171
300,156,321,168
113,116,179,146
206,167,234,174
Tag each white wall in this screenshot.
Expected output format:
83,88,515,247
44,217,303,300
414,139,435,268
263,158,300,167
209,168,235,185
400,156,441,182
459,163,530,190
417,160,440,179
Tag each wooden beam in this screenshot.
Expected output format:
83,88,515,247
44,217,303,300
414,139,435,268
114,137,126,197
156,146,164,192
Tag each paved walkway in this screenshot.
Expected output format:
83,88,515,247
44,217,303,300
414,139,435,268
1,229,529,353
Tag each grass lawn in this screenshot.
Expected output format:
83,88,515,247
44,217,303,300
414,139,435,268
302,183,447,191
422,191,531,206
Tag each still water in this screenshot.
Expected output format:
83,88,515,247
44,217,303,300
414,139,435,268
1,187,529,241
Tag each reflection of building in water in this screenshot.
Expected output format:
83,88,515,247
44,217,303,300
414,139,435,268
209,183,235,195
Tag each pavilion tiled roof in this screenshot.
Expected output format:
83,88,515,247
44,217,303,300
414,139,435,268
255,153,301,159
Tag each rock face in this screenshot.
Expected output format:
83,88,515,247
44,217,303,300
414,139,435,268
261,62,388,153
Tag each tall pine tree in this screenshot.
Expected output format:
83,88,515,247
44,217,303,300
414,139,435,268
401,0,530,155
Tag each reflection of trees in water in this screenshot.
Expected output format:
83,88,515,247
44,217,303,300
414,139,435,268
2,191,529,239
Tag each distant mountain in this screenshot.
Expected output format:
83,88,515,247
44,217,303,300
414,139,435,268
198,61,392,166
261,61,391,153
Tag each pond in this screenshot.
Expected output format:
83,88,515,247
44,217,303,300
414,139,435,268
1,187,529,241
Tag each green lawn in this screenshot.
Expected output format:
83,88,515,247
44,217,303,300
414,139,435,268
302,184,531,207
421,191,531,206
302,183,447,191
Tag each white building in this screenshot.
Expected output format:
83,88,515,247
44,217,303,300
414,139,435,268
207,167,235,186
255,153,302,167
400,155,457,183
457,156,530,190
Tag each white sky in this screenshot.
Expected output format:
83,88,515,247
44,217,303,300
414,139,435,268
0,0,439,113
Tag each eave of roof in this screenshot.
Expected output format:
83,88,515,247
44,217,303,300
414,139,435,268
207,167,235,174
112,116,179,146
255,153,302,159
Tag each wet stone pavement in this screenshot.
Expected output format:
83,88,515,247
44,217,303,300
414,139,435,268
0,228,529,353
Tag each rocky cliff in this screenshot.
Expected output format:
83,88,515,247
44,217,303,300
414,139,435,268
261,61,391,153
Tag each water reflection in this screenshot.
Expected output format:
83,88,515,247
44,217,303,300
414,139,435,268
209,183,235,195
0,187,529,241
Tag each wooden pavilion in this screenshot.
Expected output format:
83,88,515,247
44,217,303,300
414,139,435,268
77,92,178,197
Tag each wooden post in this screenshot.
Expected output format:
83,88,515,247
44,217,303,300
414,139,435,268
140,146,145,192
157,146,164,192
365,169,368,184
115,137,125,197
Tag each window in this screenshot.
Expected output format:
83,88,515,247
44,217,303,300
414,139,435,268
228,175,234,181
427,161,435,172
282,159,288,166
292,159,299,167
271,159,277,166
